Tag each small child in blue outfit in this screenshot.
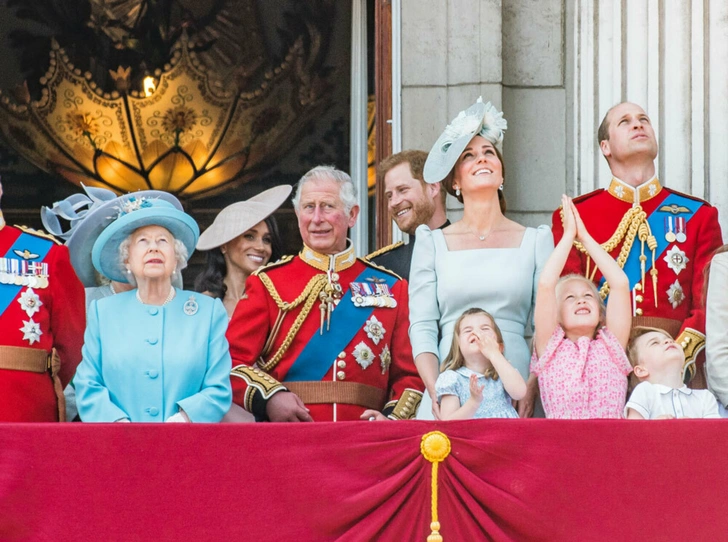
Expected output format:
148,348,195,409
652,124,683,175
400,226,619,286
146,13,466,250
436,308,527,420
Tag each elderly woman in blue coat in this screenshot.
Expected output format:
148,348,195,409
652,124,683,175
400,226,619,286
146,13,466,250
74,197,232,422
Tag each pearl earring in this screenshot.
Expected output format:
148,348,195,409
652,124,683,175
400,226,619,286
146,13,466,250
126,267,131,274
455,188,461,197
499,183,504,191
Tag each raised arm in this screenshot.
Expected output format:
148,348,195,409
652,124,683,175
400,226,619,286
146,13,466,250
477,334,527,400
570,199,631,348
534,195,576,357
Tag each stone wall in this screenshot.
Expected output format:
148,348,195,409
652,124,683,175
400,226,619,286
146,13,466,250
400,0,565,228
400,0,728,237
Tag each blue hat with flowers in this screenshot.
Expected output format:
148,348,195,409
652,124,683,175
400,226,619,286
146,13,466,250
92,197,199,283
42,186,183,287
423,97,507,184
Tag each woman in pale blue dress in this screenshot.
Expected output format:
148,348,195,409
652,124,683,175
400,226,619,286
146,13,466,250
409,97,553,419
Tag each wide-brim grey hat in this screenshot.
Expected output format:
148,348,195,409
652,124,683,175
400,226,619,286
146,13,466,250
423,97,507,184
42,187,183,287
197,185,292,251
92,199,199,284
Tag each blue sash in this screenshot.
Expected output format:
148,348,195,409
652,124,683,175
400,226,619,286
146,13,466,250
600,192,703,290
286,266,397,382
0,232,54,315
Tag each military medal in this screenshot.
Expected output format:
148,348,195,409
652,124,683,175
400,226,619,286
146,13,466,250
675,217,687,243
364,315,386,345
20,319,42,345
18,287,42,317
663,246,689,275
350,280,397,309
380,345,391,374
352,341,374,370
667,279,685,309
664,217,677,243
0,258,49,288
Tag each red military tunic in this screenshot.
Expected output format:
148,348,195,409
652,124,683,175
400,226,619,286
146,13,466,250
0,219,86,421
551,177,724,383
227,244,424,421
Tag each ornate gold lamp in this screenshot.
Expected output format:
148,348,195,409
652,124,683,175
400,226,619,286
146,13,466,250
0,33,328,199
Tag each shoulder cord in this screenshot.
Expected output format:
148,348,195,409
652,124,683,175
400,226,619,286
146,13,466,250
256,272,328,372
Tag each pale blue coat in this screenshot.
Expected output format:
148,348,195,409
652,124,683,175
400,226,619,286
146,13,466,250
75,289,232,422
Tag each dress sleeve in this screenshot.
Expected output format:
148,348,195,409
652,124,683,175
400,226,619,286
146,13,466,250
598,327,633,376
74,300,129,422
177,298,233,422
529,225,555,334
435,370,459,403
408,225,441,360
624,381,653,419
706,252,728,406
530,326,566,376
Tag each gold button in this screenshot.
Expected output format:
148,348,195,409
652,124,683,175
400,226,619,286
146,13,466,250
402,407,410,414
337,360,346,369
635,308,643,316
338,352,346,359
635,295,643,303
337,371,345,380
634,283,642,291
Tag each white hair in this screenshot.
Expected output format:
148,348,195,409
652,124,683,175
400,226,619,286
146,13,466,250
118,235,188,287
291,165,358,213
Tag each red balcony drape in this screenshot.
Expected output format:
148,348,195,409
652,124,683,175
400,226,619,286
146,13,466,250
1,420,724,541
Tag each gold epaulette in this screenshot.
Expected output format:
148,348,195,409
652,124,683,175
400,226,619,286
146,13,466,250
364,241,404,261
386,389,423,420
359,257,403,281
251,254,293,277
14,225,61,245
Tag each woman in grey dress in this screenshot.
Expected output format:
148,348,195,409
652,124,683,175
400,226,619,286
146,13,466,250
409,97,553,419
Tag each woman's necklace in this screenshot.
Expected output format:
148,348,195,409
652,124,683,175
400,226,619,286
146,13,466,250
462,222,494,241
136,286,176,306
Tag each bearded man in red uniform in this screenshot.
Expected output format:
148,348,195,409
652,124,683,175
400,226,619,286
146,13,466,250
227,166,423,421
551,102,723,385
0,181,85,421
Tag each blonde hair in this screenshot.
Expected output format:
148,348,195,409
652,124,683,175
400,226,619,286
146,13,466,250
555,274,606,334
441,308,504,379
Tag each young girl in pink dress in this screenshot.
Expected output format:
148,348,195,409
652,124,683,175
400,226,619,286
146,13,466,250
531,195,632,418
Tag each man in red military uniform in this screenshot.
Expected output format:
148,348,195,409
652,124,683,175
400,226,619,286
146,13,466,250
0,181,86,421
227,166,424,421
552,102,723,385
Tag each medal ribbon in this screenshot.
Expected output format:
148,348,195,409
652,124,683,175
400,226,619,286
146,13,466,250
602,193,703,291
286,266,397,382
0,232,54,316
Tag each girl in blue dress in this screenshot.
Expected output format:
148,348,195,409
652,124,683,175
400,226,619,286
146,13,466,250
436,308,527,420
